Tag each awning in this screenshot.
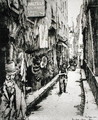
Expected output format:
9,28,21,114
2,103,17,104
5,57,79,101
25,48,49,55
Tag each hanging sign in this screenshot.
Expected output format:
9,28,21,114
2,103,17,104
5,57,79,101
27,0,45,17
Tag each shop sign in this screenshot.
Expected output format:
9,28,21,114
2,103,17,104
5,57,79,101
27,0,45,17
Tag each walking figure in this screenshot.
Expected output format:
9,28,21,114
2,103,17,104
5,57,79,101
59,73,68,93
59,63,68,93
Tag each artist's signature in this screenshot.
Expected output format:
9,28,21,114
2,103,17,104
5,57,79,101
72,117,97,120
72,119,92,120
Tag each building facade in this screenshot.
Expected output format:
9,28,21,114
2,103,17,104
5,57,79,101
0,0,68,119
82,0,98,105
75,6,83,67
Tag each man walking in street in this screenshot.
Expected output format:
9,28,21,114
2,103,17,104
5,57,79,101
59,63,68,93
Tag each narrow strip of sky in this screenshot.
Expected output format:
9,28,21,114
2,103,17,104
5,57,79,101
68,0,83,27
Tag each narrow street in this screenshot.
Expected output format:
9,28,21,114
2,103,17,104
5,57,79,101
28,69,98,120
0,1,98,120
28,69,81,120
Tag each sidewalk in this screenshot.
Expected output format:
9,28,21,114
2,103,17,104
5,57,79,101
81,69,98,119
66,68,98,119
83,80,98,119
26,74,59,110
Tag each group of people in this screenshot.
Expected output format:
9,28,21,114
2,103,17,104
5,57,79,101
68,57,77,71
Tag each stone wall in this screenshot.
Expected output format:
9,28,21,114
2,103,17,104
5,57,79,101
82,0,98,106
